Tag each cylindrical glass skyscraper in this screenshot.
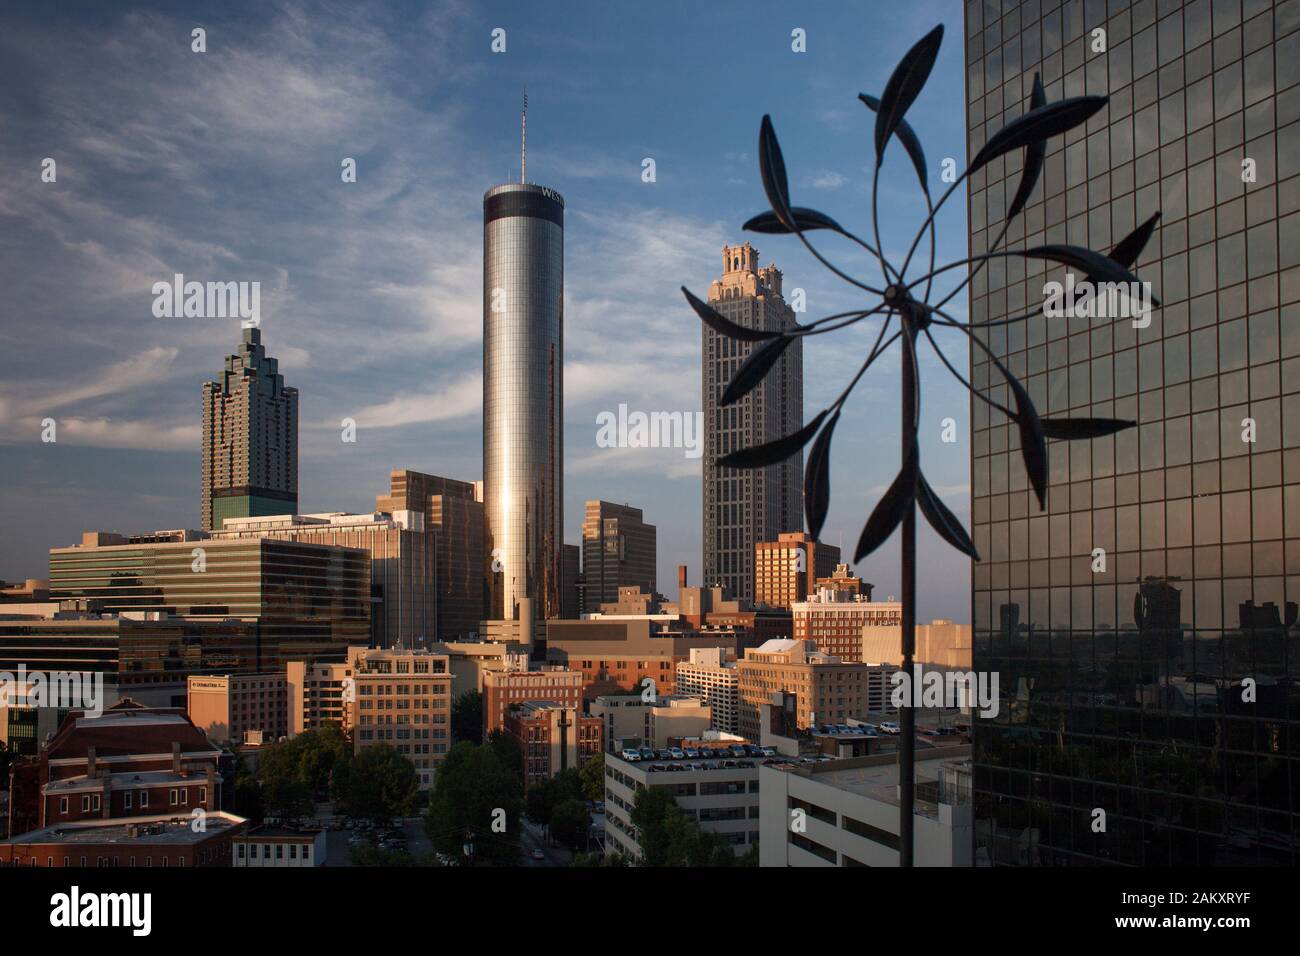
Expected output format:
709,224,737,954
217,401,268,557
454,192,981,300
483,182,564,622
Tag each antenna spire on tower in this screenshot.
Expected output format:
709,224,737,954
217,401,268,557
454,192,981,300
521,88,528,183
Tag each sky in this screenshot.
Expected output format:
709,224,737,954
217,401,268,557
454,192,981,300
0,0,977,621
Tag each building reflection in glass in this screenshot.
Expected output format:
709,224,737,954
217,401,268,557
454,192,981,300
966,0,1299,866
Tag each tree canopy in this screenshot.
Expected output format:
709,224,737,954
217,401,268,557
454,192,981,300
423,740,523,866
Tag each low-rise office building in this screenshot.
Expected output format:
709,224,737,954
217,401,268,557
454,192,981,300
232,825,326,867
503,701,603,787
546,618,741,703
434,640,528,700
759,746,973,867
673,647,740,734
736,639,870,739
603,751,761,861
860,619,974,671
590,694,712,753
286,658,354,733
482,660,584,737
287,646,452,788
792,570,900,663
349,647,451,789
187,673,288,745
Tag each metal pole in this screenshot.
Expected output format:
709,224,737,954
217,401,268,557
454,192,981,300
899,322,917,868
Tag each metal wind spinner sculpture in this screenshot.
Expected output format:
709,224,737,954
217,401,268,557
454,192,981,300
681,24,1161,866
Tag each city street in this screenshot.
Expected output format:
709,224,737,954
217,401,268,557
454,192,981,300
519,819,570,867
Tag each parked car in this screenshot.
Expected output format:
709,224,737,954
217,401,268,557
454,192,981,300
880,721,901,735
669,747,685,759
621,748,641,761
684,747,700,758
532,849,545,861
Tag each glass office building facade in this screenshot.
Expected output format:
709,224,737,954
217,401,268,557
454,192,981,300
47,538,370,663
483,182,565,621
966,0,1299,864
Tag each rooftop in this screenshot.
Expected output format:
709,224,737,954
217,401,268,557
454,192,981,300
769,746,972,819
1,812,246,847
44,768,211,794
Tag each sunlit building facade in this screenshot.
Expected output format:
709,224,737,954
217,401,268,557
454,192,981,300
966,0,1299,865
483,182,565,621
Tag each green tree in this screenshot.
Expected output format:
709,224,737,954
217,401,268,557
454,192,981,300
296,723,351,798
525,767,583,825
424,741,523,866
253,727,356,821
340,744,418,821
349,844,432,867
572,850,630,867
579,751,605,802
628,786,739,866
232,751,265,824
549,798,590,851
261,772,313,822
629,786,679,866
451,690,483,743
487,729,524,790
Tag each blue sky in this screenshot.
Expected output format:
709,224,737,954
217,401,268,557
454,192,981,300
0,0,976,621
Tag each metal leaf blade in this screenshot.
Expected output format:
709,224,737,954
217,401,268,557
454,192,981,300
874,24,944,163
720,410,829,469
1007,375,1048,509
743,207,845,234
1025,243,1162,306
854,443,918,562
802,409,840,541
682,286,781,342
1005,73,1046,221
858,94,929,196
970,96,1108,173
916,471,979,560
758,115,792,227
720,335,793,407
1039,416,1136,439
1109,211,1162,269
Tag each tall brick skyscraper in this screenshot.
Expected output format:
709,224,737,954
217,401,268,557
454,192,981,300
702,242,803,605
201,326,298,530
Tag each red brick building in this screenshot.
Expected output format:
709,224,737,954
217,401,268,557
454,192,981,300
0,812,246,867
9,699,225,833
483,664,584,736
502,701,602,787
